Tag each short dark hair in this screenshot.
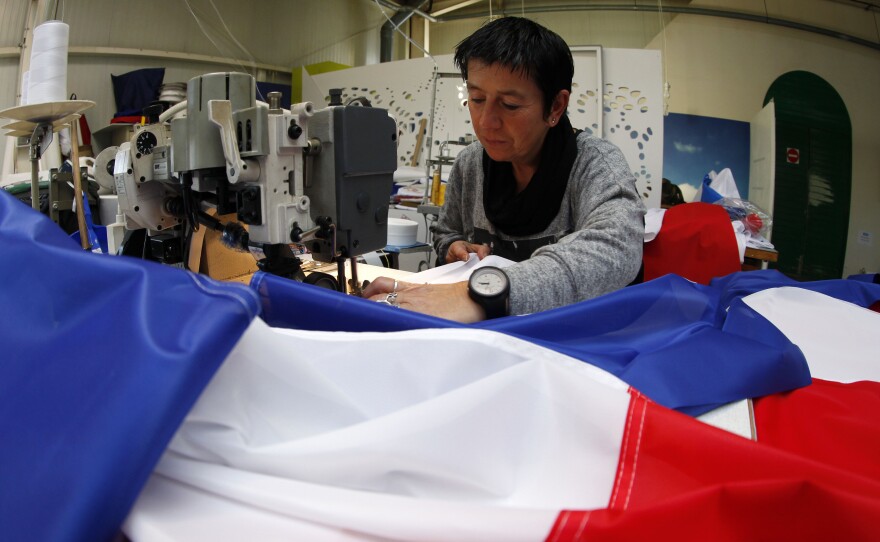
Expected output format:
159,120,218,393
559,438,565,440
454,17,573,116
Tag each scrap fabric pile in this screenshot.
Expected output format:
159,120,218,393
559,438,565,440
1,189,879,542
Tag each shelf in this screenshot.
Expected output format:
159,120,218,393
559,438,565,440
426,158,455,167
417,203,441,216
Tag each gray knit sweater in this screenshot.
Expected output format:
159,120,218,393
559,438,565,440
432,133,645,315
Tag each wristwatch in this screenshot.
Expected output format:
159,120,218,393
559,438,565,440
467,266,510,319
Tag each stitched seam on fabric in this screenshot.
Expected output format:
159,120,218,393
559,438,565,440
610,389,638,508
548,510,570,542
623,399,648,510
572,510,592,540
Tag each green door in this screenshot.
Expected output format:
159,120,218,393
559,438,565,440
764,71,851,281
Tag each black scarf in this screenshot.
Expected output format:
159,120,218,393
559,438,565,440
482,115,579,237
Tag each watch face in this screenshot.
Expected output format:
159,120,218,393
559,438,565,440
471,267,508,296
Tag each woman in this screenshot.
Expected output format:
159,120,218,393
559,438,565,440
365,17,644,322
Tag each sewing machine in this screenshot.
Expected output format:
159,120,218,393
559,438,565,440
103,72,397,290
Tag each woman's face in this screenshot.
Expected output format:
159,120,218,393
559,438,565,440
466,60,555,169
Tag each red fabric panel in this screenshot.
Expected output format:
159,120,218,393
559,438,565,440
110,116,142,124
643,202,741,285
607,390,650,511
550,481,880,542
754,378,880,481
546,388,880,541
78,115,92,146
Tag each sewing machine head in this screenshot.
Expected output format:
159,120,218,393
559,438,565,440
110,72,397,281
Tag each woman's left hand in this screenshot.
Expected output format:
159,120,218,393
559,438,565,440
363,277,486,323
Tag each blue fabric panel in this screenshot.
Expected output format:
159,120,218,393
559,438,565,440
251,270,813,416
478,275,812,416
711,269,880,310
252,271,462,332
846,273,880,285
699,173,724,203
0,191,259,542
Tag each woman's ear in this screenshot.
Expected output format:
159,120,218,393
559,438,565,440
552,89,570,120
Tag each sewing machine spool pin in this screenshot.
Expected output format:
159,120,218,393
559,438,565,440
27,123,53,211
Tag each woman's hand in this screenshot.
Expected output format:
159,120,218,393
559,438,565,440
362,277,486,323
446,240,491,263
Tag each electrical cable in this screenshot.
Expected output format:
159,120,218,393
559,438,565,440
181,0,266,100
422,211,436,268
182,0,235,62
53,0,64,21
182,221,193,272
206,0,265,102
875,8,880,42
209,0,258,66
291,27,378,66
657,0,670,116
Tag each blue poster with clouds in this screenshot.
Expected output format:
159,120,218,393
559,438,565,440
663,113,750,203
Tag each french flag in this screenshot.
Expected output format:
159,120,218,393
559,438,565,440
126,285,880,541
1,189,878,541
549,286,880,541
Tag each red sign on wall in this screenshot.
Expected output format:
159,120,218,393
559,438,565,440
786,147,800,164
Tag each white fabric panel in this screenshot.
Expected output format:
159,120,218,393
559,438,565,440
131,457,561,542
126,473,375,542
127,319,632,541
743,287,880,383
408,254,515,284
731,220,747,262
694,167,742,202
643,207,665,242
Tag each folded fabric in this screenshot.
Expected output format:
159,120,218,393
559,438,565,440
110,115,143,124
694,167,741,203
642,202,742,285
643,207,665,242
408,253,515,284
252,266,818,416
0,190,259,542
111,67,164,118
3,187,879,541
126,285,880,541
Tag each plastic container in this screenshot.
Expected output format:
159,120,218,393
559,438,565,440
431,168,442,204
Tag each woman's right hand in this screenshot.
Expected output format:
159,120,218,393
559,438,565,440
446,240,491,263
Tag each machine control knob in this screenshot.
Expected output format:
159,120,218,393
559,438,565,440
288,121,303,140
329,88,343,106
136,130,158,156
356,192,369,212
143,103,164,124
290,223,303,243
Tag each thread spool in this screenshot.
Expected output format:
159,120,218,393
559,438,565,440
27,20,69,104
431,168,442,204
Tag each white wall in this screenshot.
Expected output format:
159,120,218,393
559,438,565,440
307,49,664,209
